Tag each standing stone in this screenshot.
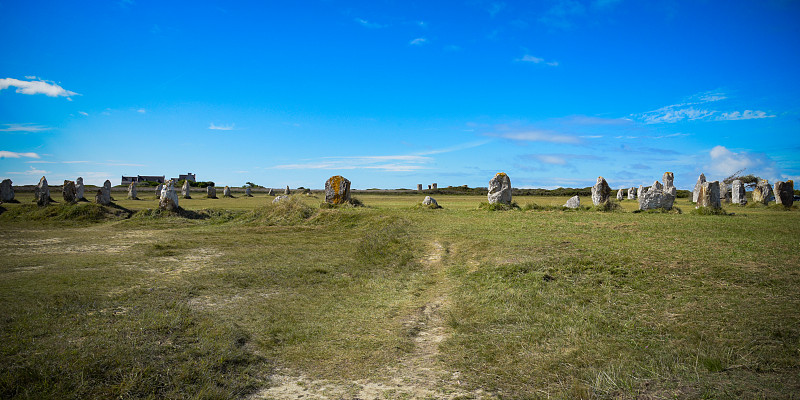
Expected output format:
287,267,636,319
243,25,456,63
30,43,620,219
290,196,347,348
616,189,624,200
774,181,794,207
662,172,676,210
417,184,423,191
101,180,112,204
627,187,636,200
720,181,732,203
325,175,351,204
127,181,138,200
731,180,747,205
637,185,645,198
752,179,772,205
94,189,105,205
223,186,232,197
159,180,180,211
245,187,252,197
0,179,14,202
591,176,611,205
272,195,289,204
284,186,290,195
75,177,85,200
182,180,191,199
155,183,163,199
564,195,580,209
432,183,438,190
207,186,217,198
35,176,50,206
638,181,664,211
487,172,512,205
62,180,77,203
422,196,439,207
692,173,706,203
697,181,721,209
268,188,275,196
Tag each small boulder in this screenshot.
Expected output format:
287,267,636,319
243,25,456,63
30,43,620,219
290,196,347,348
35,176,51,206
752,179,772,204
272,195,289,204
207,185,217,198
75,177,85,200
487,172,512,205
63,180,77,203
774,180,794,207
564,195,580,209
591,176,611,205
325,175,351,204
731,180,747,205
1,179,14,202
422,195,439,207
697,181,721,209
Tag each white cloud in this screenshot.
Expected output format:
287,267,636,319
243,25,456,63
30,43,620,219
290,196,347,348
409,37,428,45
0,151,41,159
0,77,79,99
706,145,777,179
8,166,49,175
415,140,491,156
638,106,716,124
715,110,775,121
0,123,53,133
136,108,146,114
209,123,235,131
78,111,89,116
355,18,386,28
533,155,568,165
491,130,581,144
515,54,559,66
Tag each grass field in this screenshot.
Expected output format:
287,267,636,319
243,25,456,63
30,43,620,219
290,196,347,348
1,192,798,399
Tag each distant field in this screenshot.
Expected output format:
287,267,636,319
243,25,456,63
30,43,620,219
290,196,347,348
1,193,798,399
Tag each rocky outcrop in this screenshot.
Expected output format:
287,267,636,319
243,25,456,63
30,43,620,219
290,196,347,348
487,173,512,205
325,175,351,204
591,176,611,205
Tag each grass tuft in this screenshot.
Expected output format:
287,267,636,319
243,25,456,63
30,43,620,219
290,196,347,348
478,201,520,211
690,206,733,216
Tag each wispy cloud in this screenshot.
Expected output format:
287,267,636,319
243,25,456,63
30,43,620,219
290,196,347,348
209,123,235,131
515,54,559,66
490,129,581,144
522,153,603,166
715,110,775,121
409,37,428,46
8,166,49,175
415,140,491,156
272,154,432,172
634,90,775,124
0,77,79,99
78,111,89,116
0,123,53,133
355,18,386,28
0,151,41,159
136,108,146,114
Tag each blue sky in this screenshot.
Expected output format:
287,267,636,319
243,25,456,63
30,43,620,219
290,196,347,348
2,0,799,190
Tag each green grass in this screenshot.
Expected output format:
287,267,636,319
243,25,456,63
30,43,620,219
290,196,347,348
0,193,798,398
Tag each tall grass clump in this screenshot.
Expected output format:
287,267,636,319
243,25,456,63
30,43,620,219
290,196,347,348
246,196,317,225
690,206,733,216
521,202,566,211
478,201,520,211
589,200,623,212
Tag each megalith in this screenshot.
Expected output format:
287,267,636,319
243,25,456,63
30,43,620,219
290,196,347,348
638,181,664,211
128,181,138,200
223,186,232,197
207,185,217,198
325,175,351,204
268,188,275,196
662,172,676,210
591,176,611,206
63,180,77,203
627,187,636,200
752,180,772,204
75,177,85,200
774,180,794,207
35,176,50,206
616,189,624,200
101,180,112,204
0,179,14,202
697,181,721,209
245,187,252,197
487,172,512,205
155,183,163,199
422,195,439,207
564,195,580,209
719,181,732,203
159,180,180,211
182,180,191,199
692,173,706,203
731,180,747,205
284,186,290,195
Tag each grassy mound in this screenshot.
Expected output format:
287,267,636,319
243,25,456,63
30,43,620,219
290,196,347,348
0,203,132,223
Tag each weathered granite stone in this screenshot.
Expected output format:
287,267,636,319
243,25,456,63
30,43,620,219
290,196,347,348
564,195,580,209
422,196,438,207
417,184,423,191
94,189,104,205
245,187,252,197
223,186,232,197
0,179,14,202
487,172,512,205
774,180,794,206
692,173,706,203
616,189,624,200
324,175,351,204
159,180,180,211
75,177,85,200
284,186,290,195
62,180,77,203
697,181,721,209
638,181,664,211
591,176,611,205
35,176,50,206
752,179,772,204
268,188,275,196
627,187,636,200
731,180,747,205
127,182,138,199
662,172,676,210
207,186,217,198
637,185,645,198
432,183,437,190
272,195,289,204
182,180,191,199
101,180,112,204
